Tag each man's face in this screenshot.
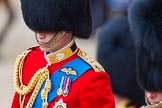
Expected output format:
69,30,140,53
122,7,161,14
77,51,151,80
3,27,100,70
36,32,55,45
146,91,162,105
36,32,58,52
36,31,72,52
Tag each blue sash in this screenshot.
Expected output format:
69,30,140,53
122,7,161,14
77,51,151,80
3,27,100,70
33,57,91,107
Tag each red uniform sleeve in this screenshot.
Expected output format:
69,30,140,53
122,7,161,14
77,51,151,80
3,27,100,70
79,70,115,108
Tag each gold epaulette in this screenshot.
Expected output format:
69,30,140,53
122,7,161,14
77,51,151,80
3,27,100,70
77,50,105,72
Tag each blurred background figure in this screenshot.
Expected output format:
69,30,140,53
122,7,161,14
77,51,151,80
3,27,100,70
0,0,14,46
91,0,108,31
128,0,162,107
91,0,132,37
97,17,145,108
106,0,132,19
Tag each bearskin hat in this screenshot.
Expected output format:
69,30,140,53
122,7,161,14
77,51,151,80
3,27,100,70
128,0,162,91
97,17,145,106
20,0,92,39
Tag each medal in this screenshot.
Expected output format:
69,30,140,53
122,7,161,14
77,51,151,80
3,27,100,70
63,90,68,97
57,76,64,95
57,76,71,96
57,88,63,96
63,78,71,97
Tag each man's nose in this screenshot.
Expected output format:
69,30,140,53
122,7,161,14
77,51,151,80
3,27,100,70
37,33,46,39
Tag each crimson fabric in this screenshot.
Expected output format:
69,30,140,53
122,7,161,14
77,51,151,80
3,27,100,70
11,48,115,108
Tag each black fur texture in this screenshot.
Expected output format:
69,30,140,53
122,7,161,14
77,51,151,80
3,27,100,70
20,0,92,39
128,0,162,91
97,17,145,106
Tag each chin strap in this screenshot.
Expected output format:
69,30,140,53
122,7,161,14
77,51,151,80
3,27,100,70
140,93,162,108
36,31,65,49
140,102,162,108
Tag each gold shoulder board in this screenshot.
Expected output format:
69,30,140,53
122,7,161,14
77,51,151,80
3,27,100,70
78,50,105,72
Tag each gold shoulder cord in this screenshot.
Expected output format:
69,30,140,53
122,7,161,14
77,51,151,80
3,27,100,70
77,50,105,72
14,50,52,108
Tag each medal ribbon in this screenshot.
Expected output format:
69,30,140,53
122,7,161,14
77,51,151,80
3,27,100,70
64,78,71,91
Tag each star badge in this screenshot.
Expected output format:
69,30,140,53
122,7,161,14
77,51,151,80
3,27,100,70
53,98,67,108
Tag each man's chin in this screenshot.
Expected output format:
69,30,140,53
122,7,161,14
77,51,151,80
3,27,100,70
150,102,160,105
40,47,50,52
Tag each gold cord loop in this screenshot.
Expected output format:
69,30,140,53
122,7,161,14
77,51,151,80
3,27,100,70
14,50,52,108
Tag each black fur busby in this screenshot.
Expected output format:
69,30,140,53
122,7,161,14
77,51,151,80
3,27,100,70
20,0,92,39
97,17,145,106
128,0,162,91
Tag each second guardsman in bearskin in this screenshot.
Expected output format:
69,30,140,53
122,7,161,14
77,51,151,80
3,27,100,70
128,0,162,107
97,16,145,108
11,0,115,108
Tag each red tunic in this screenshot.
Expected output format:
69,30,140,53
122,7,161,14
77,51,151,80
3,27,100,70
11,45,115,108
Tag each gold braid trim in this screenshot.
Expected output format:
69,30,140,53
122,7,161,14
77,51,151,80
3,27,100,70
140,102,162,108
14,50,51,108
77,50,105,72
40,31,65,48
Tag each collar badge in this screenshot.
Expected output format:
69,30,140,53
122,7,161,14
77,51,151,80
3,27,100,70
56,53,64,60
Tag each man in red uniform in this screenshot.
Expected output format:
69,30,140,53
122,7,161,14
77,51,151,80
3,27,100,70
11,0,115,108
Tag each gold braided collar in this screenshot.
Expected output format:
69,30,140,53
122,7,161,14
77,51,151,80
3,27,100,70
45,39,78,64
